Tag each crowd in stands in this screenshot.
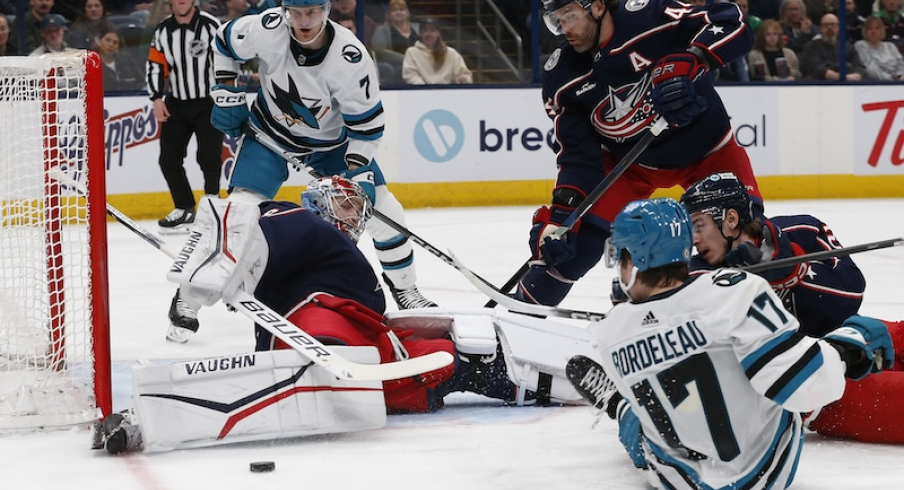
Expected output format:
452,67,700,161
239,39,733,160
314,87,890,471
3,0,903,89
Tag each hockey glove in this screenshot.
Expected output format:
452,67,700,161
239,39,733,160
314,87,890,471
610,277,630,306
650,52,708,127
823,315,894,380
529,205,577,268
342,160,376,205
210,84,250,138
725,241,763,268
756,221,809,289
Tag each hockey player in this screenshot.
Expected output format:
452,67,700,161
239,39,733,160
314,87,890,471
97,177,596,453
518,0,761,307
570,197,893,489
169,0,434,339
680,171,904,443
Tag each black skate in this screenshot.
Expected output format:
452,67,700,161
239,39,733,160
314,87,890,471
167,290,199,343
566,355,621,421
97,410,143,454
158,208,195,235
382,273,438,309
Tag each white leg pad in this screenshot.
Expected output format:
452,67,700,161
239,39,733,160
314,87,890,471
493,311,603,404
133,347,386,452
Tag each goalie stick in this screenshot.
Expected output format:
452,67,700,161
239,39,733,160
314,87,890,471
48,169,453,382
446,251,607,322
487,117,669,307
241,124,507,292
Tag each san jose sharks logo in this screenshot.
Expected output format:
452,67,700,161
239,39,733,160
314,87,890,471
590,74,656,142
269,75,328,129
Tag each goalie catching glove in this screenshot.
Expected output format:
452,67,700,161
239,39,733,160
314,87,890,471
210,84,250,138
650,52,708,127
823,315,894,380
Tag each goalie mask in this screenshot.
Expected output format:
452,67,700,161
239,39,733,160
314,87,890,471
282,0,331,46
301,176,373,243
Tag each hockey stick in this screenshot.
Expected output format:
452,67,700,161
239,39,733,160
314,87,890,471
487,117,669,307
47,168,453,382
241,124,505,289
744,237,904,274
447,250,607,322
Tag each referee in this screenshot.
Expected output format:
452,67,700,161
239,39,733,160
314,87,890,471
147,0,223,232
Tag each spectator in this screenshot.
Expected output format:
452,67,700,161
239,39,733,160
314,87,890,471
402,17,472,85
0,15,14,56
749,0,781,20
846,0,867,41
330,0,376,44
780,0,819,53
875,0,904,54
52,0,83,22
245,0,276,15
748,18,802,80
96,27,144,91
1,0,14,15
800,12,866,79
66,0,117,49
12,0,56,53
735,0,762,33
29,13,78,55
370,1,418,57
854,14,904,79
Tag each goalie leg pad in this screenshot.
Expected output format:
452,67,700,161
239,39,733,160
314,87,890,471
166,196,268,308
494,310,603,405
133,347,386,452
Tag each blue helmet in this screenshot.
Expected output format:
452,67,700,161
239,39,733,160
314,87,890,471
610,198,692,272
680,172,753,224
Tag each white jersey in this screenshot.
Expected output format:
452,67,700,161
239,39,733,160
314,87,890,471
214,10,383,161
590,269,847,490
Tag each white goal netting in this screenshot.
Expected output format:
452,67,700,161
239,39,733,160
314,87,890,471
0,52,109,430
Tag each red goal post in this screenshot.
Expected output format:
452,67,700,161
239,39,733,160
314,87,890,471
0,51,111,430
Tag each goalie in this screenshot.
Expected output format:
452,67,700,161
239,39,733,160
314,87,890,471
96,177,595,453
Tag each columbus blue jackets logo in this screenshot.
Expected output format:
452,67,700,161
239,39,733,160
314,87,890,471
341,44,363,63
262,12,282,29
591,75,655,142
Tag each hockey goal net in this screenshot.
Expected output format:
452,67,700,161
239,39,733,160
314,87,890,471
0,51,111,430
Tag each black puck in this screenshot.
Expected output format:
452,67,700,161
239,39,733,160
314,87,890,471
250,461,275,473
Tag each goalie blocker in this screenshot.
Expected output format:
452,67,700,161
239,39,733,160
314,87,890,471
99,307,600,453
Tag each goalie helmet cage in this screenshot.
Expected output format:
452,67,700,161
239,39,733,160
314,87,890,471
0,51,111,431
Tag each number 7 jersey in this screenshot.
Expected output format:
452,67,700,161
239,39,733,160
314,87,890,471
590,269,847,490
213,10,384,161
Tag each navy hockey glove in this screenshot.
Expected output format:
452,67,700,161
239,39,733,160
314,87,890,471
610,277,629,306
650,52,708,127
342,161,376,205
210,84,250,138
529,205,577,268
756,221,809,289
823,315,894,380
725,241,763,267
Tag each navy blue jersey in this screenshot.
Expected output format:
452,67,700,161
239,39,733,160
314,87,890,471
690,215,865,337
253,201,386,316
542,0,752,171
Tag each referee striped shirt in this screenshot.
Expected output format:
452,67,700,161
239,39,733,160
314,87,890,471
146,8,220,101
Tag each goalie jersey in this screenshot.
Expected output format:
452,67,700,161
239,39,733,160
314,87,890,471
213,10,384,162
590,269,846,490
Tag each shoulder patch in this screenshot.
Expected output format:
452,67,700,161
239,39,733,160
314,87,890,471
341,44,363,63
262,12,282,29
624,0,650,13
544,48,561,71
712,270,747,287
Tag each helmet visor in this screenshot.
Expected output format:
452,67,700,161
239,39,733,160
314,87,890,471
603,237,619,268
542,5,585,36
